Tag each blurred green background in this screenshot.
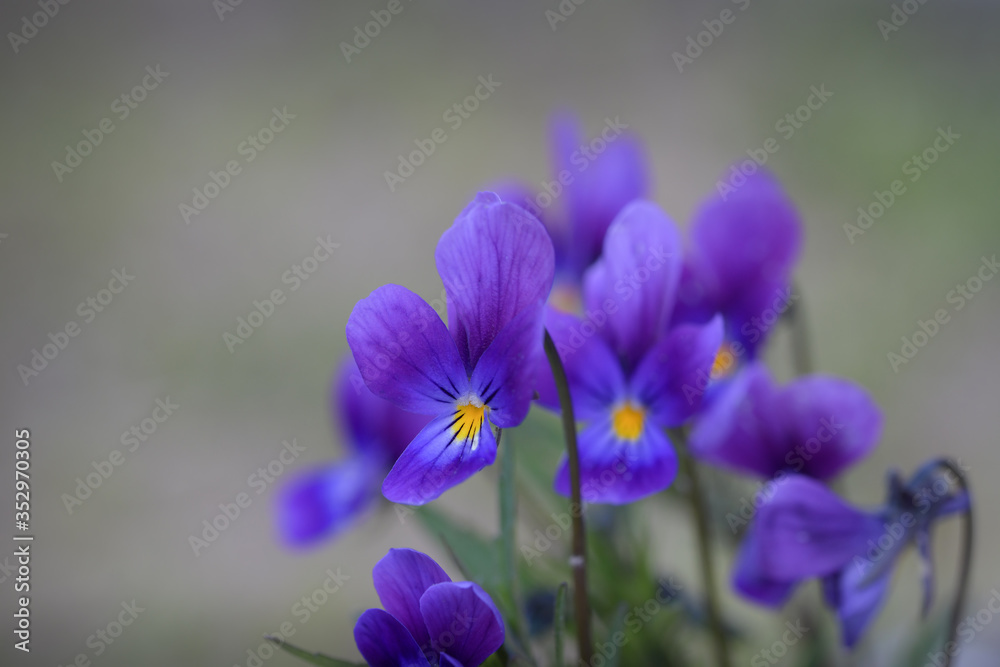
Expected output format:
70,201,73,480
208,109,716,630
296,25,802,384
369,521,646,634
1,1,998,665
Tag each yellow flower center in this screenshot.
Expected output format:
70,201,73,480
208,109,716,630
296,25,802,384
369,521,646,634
450,398,487,450
612,401,645,441
711,342,738,380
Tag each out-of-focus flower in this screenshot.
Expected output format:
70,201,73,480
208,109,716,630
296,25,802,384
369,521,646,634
672,169,802,366
688,362,882,482
733,466,968,647
493,111,650,298
347,192,555,505
275,355,429,547
354,548,505,667
539,201,723,504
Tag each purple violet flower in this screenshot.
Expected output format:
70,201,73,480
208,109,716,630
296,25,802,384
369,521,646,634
672,169,802,365
493,112,650,298
688,361,882,482
734,465,968,647
346,192,555,505
276,355,430,547
538,201,724,504
354,548,505,666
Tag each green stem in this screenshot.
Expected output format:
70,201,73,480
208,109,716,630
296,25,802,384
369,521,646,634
785,280,814,376
674,432,731,667
542,330,593,666
935,458,974,667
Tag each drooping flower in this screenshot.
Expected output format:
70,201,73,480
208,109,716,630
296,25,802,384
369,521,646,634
347,192,555,505
493,111,650,297
688,361,882,482
734,465,968,647
276,355,430,547
354,548,505,667
538,200,724,504
672,169,802,370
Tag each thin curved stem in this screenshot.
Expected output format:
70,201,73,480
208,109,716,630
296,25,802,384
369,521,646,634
542,330,593,665
934,458,974,667
784,280,814,377
674,433,731,667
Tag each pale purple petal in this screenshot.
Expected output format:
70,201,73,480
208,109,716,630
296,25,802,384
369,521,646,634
775,375,882,481
436,192,555,372
372,548,452,650
535,307,626,421
630,315,724,426
419,581,505,666
382,411,498,505
347,284,470,415
469,302,545,428
582,201,682,371
553,411,678,504
276,458,377,548
354,608,433,667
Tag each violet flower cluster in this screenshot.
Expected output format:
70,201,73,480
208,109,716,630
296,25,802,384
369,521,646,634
272,113,970,665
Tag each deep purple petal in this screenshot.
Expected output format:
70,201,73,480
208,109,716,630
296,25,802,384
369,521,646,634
372,548,452,650
582,201,683,371
549,112,650,278
687,363,784,478
438,655,463,667
354,608,433,667
751,475,883,581
335,354,433,463
774,376,883,481
419,581,505,666
382,411,498,505
686,170,801,342
436,192,555,372
630,315,724,426
469,302,545,428
535,307,626,420
733,521,799,607
828,562,894,648
276,458,377,547
347,284,470,415
553,412,678,504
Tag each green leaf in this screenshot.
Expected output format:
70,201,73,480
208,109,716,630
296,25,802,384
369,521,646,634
605,603,628,667
416,506,502,589
265,636,364,667
554,582,568,667
499,428,517,598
